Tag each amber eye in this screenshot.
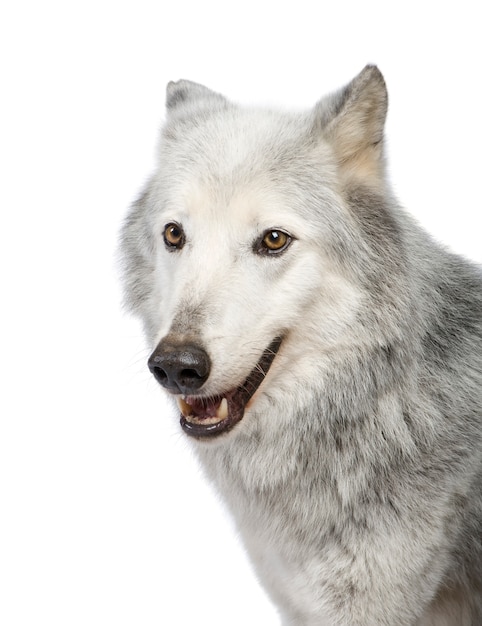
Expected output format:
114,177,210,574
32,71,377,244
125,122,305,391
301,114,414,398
163,222,185,250
256,229,292,255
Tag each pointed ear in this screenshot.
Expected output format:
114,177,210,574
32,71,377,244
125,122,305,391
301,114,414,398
315,65,388,184
165,79,227,112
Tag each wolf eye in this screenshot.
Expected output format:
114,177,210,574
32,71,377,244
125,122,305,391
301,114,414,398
256,229,292,255
163,222,185,250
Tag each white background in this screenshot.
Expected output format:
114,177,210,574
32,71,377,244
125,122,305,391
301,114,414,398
1,2,480,625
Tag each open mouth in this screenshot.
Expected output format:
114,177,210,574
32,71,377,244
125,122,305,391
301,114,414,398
177,337,282,438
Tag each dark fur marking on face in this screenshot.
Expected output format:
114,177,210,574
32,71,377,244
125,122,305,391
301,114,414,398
168,304,207,341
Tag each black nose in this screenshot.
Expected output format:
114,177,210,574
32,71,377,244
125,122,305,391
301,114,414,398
147,341,211,394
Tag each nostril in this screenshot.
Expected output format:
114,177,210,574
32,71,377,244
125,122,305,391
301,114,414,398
180,368,202,381
150,364,168,384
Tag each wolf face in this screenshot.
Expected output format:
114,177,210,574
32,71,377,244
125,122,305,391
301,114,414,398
122,66,403,439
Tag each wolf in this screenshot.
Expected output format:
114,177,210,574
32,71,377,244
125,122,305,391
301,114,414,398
120,66,482,625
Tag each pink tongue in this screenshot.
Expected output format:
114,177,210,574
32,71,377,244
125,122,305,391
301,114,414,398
186,396,222,419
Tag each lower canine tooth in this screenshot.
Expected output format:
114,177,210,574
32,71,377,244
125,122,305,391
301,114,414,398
217,398,228,420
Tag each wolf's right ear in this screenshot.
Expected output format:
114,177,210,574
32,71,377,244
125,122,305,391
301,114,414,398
166,80,227,112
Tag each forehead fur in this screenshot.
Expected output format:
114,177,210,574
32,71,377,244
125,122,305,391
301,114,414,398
168,106,314,161
160,66,388,196
157,104,340,227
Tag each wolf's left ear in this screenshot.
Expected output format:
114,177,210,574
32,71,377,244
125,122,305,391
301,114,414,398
166,80,227,112
314,65,388,182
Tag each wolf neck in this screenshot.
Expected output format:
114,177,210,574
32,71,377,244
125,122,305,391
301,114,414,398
195,340,419,511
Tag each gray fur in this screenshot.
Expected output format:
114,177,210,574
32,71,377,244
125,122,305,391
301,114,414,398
120,66,482,625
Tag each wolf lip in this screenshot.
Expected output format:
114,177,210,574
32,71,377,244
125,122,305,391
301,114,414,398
178,337,282,438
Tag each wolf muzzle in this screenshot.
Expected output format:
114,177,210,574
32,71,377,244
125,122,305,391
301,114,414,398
147,336,282,438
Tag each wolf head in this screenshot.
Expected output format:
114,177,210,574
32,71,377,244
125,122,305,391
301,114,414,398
121,66,411,440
